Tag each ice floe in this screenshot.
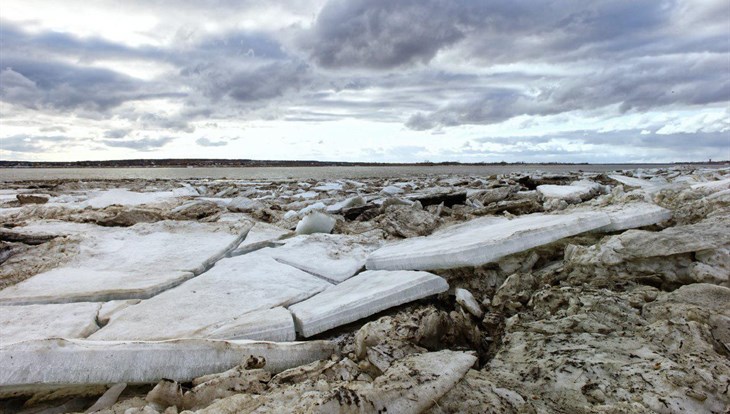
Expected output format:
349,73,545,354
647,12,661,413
89,252,331,341
289,270,448,337
0,220,251,305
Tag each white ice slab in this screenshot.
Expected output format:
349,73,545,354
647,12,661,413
313,182,343,192
85,187,197,209
609,175,666,190
366,211,611,271
205,307,295,342
289,270,448,337
0,338,335,393
326,196,366,214
596,203,672,232
537,184,592,201
691,177,730,192
0,303,101,346
269,234,383,283
0,221,251,305
89,252,331,341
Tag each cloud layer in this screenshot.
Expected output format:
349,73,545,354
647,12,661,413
1,0,728,162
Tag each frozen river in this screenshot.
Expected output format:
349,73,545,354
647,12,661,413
0,163,713,181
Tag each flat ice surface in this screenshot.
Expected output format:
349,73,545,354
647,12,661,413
596,203,672,232
90,252,331,341
0,303,101,346
0,338,335,392
366,211,611,271
289,270,448,337
84,187,198,208
0,220,251,305
269,234,383,283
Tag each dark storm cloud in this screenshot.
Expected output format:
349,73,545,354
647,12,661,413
406,53,730,129
101,137,174,151
304,0,728,69
304,0,465,69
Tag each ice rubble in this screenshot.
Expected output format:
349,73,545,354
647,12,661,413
0,338,335,393
89,252,331,341
289,270,448,337
0,220,252,305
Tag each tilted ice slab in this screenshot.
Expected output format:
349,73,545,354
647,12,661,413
269,234,384,283
0,338,334,395
609,175,668,190
366,211,612,271
289,270,448,337
90,252,331,341
0,303,101,346
0,220,251,305
691,177,730,192
595,203,672,232
229,221,291,255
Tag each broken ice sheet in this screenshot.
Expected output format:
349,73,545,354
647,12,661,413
0,220,251,305
89,252,331,341
269,233,383,283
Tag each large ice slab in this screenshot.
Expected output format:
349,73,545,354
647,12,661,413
609,175,667,190
269,234,383,283
366,211,611,271
84,187,198,208
691,177,730,192
90,252,331,341
289,270,448,337
596,203,672,232
0,338,334,395
0,303,101,346
537,184,593,201
0,220,251,305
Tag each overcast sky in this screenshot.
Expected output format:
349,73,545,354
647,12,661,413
1,0,728,163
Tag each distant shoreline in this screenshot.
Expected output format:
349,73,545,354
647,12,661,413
1,159,727,169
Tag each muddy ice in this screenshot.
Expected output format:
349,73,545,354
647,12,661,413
0,166,729,413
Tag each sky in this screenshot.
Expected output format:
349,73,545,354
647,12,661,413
0,0,728,163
